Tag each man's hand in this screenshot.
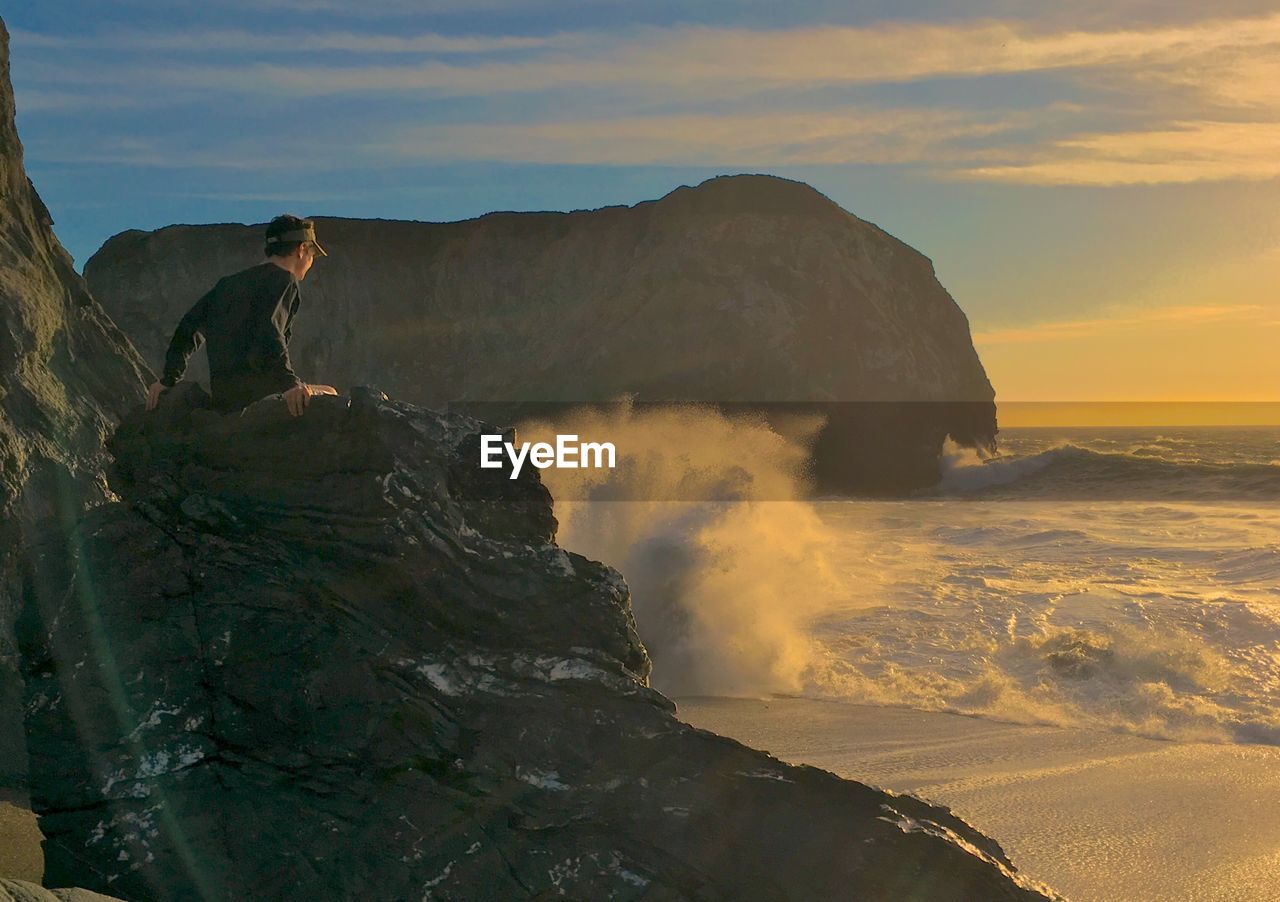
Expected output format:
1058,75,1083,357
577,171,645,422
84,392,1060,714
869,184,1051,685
282,383,338,417
283,383,312,417
145,381,166,411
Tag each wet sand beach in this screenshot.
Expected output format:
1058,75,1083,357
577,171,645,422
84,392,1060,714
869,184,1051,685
0,790,41,884
678,696,1280,902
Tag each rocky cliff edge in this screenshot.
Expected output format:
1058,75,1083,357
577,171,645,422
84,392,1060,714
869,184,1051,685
18,385,1054,901
0,17,152,791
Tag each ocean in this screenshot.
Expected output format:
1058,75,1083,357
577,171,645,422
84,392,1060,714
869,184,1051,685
547,422,1280,747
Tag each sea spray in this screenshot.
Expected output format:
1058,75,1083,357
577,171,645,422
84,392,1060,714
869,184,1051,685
806,494,1280,745
521,415,1280,745
931,436,1057,493
517,401,838,696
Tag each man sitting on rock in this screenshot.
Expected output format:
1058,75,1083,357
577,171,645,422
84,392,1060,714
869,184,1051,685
145,214,338,417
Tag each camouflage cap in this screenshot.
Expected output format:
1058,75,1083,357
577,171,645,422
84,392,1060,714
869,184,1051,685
264,217,327,256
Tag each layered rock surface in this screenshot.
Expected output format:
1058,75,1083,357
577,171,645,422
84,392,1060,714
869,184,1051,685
0,19,151,790
0,879,121,902
18,385,1054,901
84,175,998,494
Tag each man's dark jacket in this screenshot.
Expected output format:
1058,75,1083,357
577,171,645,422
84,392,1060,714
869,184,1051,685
160,262,304,413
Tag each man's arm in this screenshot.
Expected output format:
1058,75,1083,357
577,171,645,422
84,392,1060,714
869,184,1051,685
252,283,304,394
159,282,219,387
260,285,323,417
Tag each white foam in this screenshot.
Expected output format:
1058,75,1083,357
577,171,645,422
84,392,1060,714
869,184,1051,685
932,437,1060,493
802,499,1280,744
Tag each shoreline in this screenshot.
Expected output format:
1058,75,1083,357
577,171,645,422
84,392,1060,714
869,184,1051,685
10,699,1280,898
0,788,40,885
676,695,1280,902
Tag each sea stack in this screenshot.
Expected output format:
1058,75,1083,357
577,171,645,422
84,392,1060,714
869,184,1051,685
84,175,998,495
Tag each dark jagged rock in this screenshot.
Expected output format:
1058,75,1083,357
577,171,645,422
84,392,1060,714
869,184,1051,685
18,388,1055,901
83,175,998,495
0,19,152,790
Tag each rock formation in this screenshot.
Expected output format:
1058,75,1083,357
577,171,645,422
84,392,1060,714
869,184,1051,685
1,14,1051,899
18,384,1053,900
0,879,122,902
84,176,998,495
0,19,152,792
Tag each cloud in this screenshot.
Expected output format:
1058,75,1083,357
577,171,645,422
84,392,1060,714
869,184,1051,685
7,30,68,49
219,0,630,12
22,135,304,171
160,191,367,202
13,90,154,113
11,27,572,55
50,0,621,13
21,13,1280,97
374,108,1027,166
973,304,1269,345
956,121,1280,185
45,14,1280,94
16,12,1280,184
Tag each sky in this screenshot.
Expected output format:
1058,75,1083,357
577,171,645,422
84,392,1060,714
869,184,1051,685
6,1,1280,404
